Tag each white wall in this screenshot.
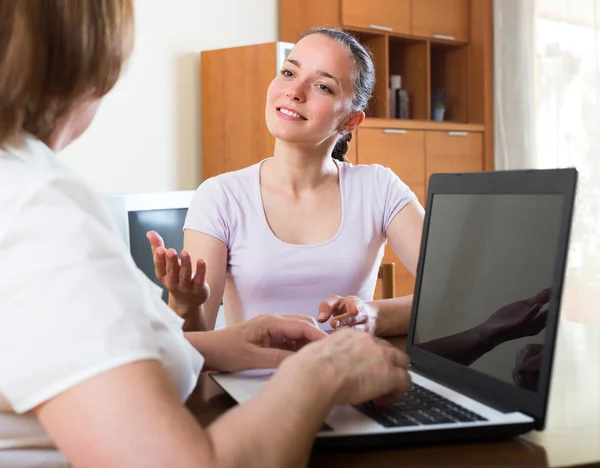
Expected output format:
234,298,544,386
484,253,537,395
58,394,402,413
61,0,277,195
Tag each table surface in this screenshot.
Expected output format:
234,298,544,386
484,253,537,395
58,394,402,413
187,319,600,468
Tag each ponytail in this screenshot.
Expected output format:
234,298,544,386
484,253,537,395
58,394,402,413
332,132,352,162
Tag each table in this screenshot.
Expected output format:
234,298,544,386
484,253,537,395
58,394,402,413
187,319,600,467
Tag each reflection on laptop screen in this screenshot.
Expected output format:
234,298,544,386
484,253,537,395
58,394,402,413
128,208,187,302
414,194,564,393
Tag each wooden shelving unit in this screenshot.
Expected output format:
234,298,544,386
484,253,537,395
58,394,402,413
280,0,491,128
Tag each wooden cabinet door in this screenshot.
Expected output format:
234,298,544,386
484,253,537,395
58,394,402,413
357,127,425,298
280,0,341,43
411,0,470,42
425,130,483,185
341,0,411,35
202,43,277,180
357,128,425,185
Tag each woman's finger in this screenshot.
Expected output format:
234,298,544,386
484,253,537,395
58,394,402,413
317,295,342,323
154,247,167,281
267,317,328,345
372,390,406,408
389,348,411,369
338,311,368,328
179,250,192,289
371,367,412,407
372,384,410,408
330,297,359,317
285,314,320,328
250,347,294,369
165,249,180,290
330,299,360,328
146,230,165,256
192,258,207,286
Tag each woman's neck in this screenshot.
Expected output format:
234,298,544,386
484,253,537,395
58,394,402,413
43,125,74,152
266,139,338,192
42,98,101,152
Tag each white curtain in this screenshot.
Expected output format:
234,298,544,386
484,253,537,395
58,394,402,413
494,0,600,324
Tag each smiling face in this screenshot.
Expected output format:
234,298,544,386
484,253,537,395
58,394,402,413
265,33,359,148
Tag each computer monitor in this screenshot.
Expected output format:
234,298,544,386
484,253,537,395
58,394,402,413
105,191,195,302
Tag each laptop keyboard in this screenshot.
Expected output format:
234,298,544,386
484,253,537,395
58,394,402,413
356,383,488,427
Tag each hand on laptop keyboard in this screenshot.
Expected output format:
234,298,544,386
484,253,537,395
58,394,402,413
282,328,411,406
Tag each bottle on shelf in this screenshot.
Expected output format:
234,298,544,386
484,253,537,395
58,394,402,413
389,74,409,119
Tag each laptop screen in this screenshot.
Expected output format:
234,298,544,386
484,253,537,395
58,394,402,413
413,194,564,393
128,208,187,303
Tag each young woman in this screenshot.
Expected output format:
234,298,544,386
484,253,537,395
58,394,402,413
0,3,410,466
149,27,425,336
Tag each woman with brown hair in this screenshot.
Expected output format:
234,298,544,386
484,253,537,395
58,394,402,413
147,27,424,336
0,1,410,466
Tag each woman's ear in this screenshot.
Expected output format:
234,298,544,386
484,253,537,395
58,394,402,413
343,110,366,134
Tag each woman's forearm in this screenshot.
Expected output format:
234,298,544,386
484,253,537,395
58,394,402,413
184,332,337,467
183,331,222,371
369,294,413,337
42,358,335,468
168,293,209,331
206,360,335,468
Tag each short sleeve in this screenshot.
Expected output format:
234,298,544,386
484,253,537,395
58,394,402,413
0,177,162,414
183,177,230,246
375,165,418,231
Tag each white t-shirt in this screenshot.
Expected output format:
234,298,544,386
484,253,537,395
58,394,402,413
0,134,204,456
184,159,416,327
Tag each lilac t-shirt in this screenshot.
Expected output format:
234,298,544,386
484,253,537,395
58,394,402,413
183,159,416,329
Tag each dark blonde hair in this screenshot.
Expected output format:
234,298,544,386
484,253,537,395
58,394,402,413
0,0,135,145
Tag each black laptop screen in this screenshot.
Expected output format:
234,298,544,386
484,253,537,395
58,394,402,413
413,194,564,393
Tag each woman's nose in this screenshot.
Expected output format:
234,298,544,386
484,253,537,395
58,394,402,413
286,82,306,102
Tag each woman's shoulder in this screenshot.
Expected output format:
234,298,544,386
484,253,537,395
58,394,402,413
0,134,106,220
187,161,265,222
195,160,262,196
1,133,66,188
338,160,400,185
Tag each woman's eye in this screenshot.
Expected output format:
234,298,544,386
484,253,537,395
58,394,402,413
318,84,332,93
280,69,293,78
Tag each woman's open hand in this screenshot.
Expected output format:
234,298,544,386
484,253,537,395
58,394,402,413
146,230,210,314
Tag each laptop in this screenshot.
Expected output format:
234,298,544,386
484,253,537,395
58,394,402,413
210,168,578,449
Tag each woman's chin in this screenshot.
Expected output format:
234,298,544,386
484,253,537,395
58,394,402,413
269,128,309,144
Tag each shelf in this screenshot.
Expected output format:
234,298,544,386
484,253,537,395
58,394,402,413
430,42,469,122
350,33,470,124
388,37,429,120
352,32,389,119
362,117,484,132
